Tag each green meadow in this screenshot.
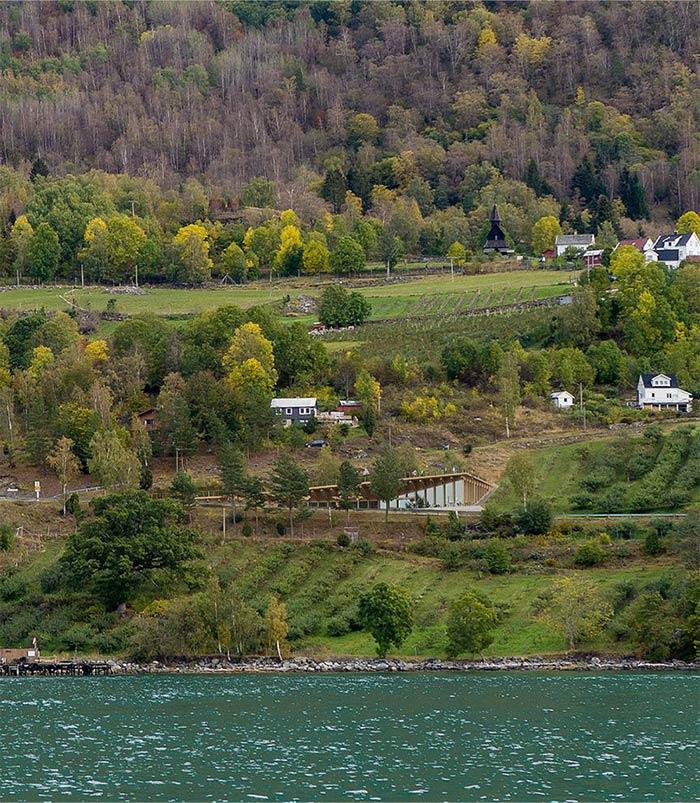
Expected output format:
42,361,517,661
0,268,576,322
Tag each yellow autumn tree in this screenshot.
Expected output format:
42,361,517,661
223,322,277,387
85,339,109,364
227,357,275,395
28,345,54,379
172,223,212,283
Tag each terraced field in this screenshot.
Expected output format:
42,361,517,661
366,283,567,321
0,269,577,323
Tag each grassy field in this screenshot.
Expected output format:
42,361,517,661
0,269,576,321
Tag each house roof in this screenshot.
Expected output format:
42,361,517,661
639,373,679,388
618,238,651,250
270,397,317,409
653,233,693,249
654,249,680,262
556,234,595,246
550,390,574,398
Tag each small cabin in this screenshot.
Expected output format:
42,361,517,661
137,408,159,431
550,390,575,409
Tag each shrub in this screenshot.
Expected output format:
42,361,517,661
517,499,553,535
0,572,28,602
574,540,607,567
40,563,66,594
275,521,286,536
241,521,253,537
480,507,515,535
287,610,322,640
336,532,351,547
354,539,373,556
326,614,353,637
0,522,15,551
65,492,83,520
609,522,640,540
643,529,665,556
609,581,636,613
483,541,512,574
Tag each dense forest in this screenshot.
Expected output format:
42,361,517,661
0,0,698,253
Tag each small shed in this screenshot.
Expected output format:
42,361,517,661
550,390,575,409
137,408,159,431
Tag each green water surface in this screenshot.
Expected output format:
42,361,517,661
0,672,697,801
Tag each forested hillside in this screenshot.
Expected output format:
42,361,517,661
0,0,698,237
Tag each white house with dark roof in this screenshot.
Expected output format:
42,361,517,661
270,397,317,426
651,232,700,268
637,374,692,412
555,233,595,258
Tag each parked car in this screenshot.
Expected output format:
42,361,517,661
305,439,327,448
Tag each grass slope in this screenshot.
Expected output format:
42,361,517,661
488,426,700,514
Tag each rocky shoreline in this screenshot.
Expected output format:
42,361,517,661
103,655,699,674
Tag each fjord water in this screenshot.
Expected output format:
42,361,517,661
0,673,697,801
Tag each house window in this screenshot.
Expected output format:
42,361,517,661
651,393,655,398
299,408,308,415
667,393,672,399
285,408,293,415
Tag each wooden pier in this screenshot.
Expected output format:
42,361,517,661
0,661,112,676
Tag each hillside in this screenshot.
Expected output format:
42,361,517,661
0,499,697,662
1,0,698,237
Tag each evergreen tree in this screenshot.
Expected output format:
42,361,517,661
30,157,49,182
219,442,248,527
525,158,551,196
571,156,605,205
618,168,649,220
268,453,309,536
320,159,347,213
25,392,51,466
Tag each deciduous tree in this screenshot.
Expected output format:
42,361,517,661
47,436,80,515
446,590,499,657
358,583,413,657
543,576,612,651
60,491,199,607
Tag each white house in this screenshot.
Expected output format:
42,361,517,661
555,233,595,258
270,397,317,426
637,374,692,412
651,232,700,269
550,390,575,409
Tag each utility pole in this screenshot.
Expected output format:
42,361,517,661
175,447,180,474
80,262,84,288
579,383,587,431
449,256,454,282
134,261,139,289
